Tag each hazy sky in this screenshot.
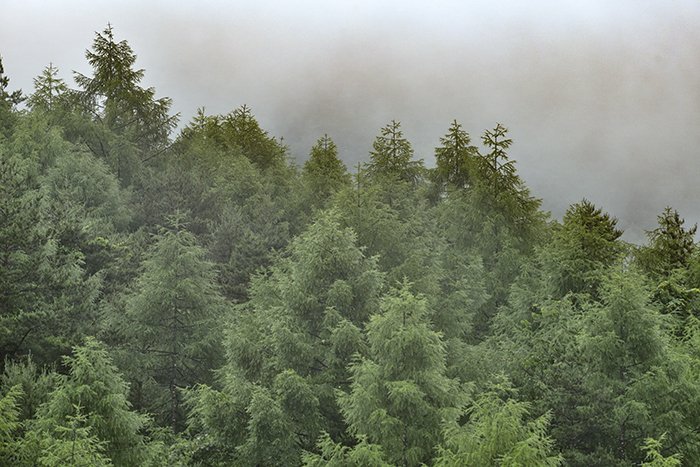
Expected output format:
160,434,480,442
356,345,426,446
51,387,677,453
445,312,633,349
2,0,700,241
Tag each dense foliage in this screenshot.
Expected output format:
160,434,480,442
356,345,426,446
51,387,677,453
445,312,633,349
2,28,700,466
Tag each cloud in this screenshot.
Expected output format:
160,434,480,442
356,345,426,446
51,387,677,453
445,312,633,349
2,0,700,241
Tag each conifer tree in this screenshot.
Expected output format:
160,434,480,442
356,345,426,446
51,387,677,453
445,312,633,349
120,219,227,430
339,284,461,466
302,134,351,208
28,64,68,113
435,379,562,466
73,25,177,182
366,120,423,184
0,55,23,138
185,211,383,464
434,120,478,191
29,338,149,466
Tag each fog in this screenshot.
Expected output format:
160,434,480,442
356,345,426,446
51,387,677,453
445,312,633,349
2,0,700,242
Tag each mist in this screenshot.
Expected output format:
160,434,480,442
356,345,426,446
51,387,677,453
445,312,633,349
3,0,700,241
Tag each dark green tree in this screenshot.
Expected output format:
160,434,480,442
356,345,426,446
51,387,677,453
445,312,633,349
185,211,382,465
302,134,351,208
366,120,423,184
73,25,178,182
434,120,478,191
0,55,23,138
119,220,227,430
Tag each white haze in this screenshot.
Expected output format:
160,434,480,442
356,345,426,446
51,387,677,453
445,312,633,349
2,0,700,242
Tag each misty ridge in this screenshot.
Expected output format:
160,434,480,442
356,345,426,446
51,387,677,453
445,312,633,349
2,9,700,467
3,1,700,241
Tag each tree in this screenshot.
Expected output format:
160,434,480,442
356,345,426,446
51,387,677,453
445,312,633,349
302,432,389,466
435,379,562,466
638,207,696,278
29,338,149,466
0,120,99,364
302,134,351,208
73,25,178,182
185,211,383,465
545,199,624,300
120,220,227,430
366,120,423,184
0,55,23,138
434,120,478,191
0,385,22,465
339,284,461,466
27,64,68,113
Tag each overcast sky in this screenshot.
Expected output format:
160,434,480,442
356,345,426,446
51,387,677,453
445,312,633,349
2,0,700,241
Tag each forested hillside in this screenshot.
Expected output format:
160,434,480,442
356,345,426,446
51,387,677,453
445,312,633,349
2,26,700,466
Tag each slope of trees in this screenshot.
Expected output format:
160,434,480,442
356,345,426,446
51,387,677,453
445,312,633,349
2,27,700,466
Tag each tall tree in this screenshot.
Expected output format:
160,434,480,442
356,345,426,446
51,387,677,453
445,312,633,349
0,55,23,138
185,211,383,465
339,284,461,466
434,120,478,191
28,338,149,466
73,24,178,182
302,134,351,208
27,63,68,113
366,120,423,184
119,219,227,430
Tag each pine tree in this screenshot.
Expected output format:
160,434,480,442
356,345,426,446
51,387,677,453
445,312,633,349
0,55,23,138
185,211,383,464
435,379,562,466
73,24,178,181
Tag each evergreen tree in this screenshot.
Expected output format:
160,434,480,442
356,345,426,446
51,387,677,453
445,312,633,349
546,199,624,300
302,432,389,466
339,284,461,466
302,134,351,208
0,55,23,138
73,25,178,182
28,63,68,113
435,379,562,466
185,211,383,465
119,220,227,430
29,338,149,466
366,120,423,184
434,120,478,191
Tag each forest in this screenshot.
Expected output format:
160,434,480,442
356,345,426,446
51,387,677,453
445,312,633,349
1,26,699,466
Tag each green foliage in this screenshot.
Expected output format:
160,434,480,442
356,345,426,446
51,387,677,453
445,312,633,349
366,120,423,184
119,221,227,430
434,120,479,191
435,379,562,466
546,199,624,299
72,25,177,183
0,55,24,138
28,63,68,114
302,134,351,209
339,284,461,466
31,338,148,466
302,432,390,466
641,434,682,467
0,116,100,363
0,385,22,464
1,356,58,422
